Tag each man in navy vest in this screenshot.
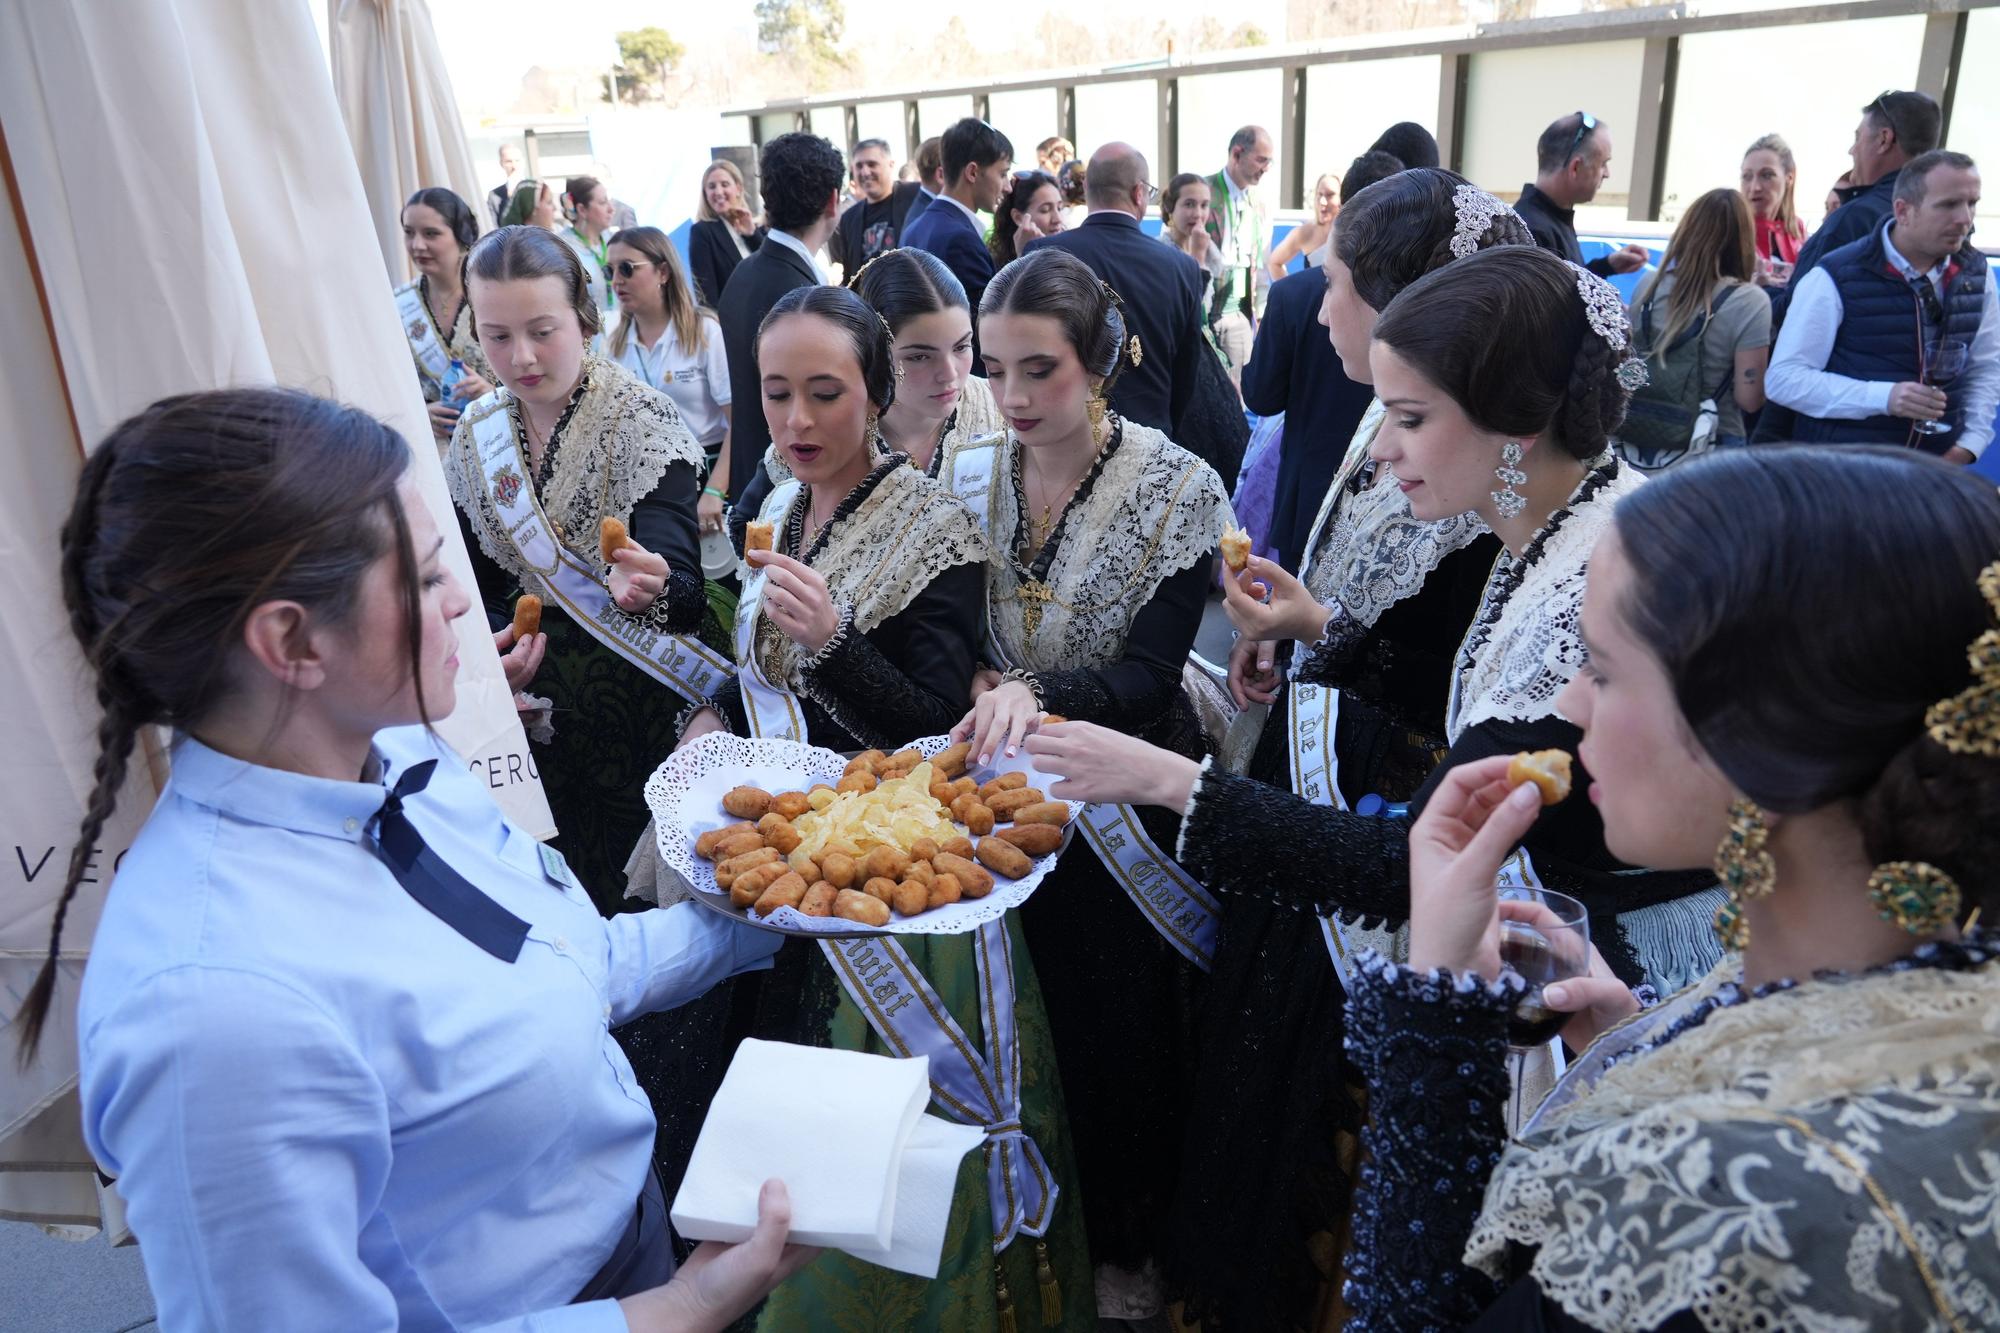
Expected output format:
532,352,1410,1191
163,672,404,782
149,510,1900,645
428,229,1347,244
1767,150,1996,463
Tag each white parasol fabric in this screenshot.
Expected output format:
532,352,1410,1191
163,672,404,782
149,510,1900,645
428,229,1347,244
328,0,489,281
0,0,551,1233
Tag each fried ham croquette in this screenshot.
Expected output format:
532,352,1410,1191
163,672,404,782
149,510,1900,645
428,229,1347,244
1507,750,1574,806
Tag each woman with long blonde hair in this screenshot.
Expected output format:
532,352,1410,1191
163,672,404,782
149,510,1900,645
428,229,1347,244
1741,132,1807,277
608,226,734,534
689,159,762,306
1266,170,1342,278
1622,188,1771,459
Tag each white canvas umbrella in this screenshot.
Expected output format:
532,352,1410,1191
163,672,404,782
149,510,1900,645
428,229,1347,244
0,0,550,1233
329,0,490,280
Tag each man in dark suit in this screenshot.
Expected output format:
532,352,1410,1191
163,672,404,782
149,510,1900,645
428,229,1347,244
902,118,1012,320
716,132,843,511
1025,142,1246,483
829,139,924,278
900,136,945,237
1241,265,1374,570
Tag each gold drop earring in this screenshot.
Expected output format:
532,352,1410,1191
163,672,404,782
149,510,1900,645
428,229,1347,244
1711,797,1776,952
1085,384,1109,448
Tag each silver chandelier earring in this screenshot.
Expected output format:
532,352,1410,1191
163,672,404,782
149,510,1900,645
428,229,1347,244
1491,440,1528,519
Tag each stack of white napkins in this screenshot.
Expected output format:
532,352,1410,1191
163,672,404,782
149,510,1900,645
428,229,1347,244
670,1038,986,1278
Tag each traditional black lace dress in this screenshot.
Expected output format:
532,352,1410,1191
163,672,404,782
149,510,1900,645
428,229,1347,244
1170,462,1718,1327
1164,503,1497,1330
953,420,1233,1278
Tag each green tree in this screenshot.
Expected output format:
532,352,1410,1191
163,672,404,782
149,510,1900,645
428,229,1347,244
1230,22,1269,45
755,0,846,63
615,26,684,102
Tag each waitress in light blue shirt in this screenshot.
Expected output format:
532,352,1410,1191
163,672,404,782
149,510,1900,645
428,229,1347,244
19,387,814,1331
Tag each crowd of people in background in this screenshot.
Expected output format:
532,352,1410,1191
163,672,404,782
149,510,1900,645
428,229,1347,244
27,73,2000,1333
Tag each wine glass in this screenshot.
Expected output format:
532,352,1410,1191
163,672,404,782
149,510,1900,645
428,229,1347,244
1496,885,1590,1132
1913,339,1968,437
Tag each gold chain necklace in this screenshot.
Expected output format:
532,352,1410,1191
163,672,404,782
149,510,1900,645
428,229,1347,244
1023,439,1097,541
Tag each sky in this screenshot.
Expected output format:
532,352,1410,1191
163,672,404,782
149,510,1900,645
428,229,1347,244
423,0,1291,119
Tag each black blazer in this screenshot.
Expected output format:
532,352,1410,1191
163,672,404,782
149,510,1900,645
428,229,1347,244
1026,213,1246,482
689,218,762,308
1241,266,1375,570
716,235,821,500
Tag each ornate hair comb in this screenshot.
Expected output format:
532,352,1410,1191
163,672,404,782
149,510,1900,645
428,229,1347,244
1925,560,2000,757
1565,261,1649,390
1448,185,1518,260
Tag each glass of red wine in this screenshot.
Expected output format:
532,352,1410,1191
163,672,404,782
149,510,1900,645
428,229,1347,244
1914,339,1968,437
1497,885,1590,1131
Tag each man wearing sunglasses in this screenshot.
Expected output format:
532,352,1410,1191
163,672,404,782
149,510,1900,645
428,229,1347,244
1513,111,1650,278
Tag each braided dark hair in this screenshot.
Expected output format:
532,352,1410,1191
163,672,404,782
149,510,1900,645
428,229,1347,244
17,390,423,1065
1370,245,1630,460
1333,167,1534,312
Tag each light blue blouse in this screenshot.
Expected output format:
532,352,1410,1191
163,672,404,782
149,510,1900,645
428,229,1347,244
78,726,780,1331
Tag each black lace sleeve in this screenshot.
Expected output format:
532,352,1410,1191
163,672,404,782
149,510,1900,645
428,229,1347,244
1341,956,1516,1332
1175,763,1414,921
628,460,706,634
1031,557,1208,730
797,559,982,748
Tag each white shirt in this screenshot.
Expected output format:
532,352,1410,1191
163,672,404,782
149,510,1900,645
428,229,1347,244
611,314,733,448
1768,222,1999,457
79,726,781,1331
762,226,828,282
932,191,982,230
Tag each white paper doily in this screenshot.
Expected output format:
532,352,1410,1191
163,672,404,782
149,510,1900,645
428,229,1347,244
643,732,1078,936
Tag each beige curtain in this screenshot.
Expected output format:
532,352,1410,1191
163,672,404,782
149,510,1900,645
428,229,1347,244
329,0,488,282
0,0,551,1233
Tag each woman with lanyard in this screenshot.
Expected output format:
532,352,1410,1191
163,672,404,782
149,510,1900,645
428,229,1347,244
953,248,1233,1320
665,283,1095,1332
444,225,736,1179
1027,245,1725,1311
608,226,735,538
1344,445,2000,1331
28,386,811,1330
561,174,617,318
396,186,494,446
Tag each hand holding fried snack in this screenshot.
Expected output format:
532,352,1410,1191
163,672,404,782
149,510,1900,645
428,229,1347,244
745,520,775,554
1506,750,1574,805
600,516,634,565
511,594,543,640
1219,526,1253,573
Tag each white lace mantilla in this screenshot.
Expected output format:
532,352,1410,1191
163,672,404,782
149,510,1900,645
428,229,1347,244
1299,399,1488,648
1446,466,1643,743
445,355,704,583
1468,955,2000,1331
979,421,1232,671
753,462,989,691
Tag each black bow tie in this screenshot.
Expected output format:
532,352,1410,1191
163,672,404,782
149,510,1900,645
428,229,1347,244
368,759,529,963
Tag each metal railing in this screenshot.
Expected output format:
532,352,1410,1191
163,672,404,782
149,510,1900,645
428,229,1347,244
723,0,1994,221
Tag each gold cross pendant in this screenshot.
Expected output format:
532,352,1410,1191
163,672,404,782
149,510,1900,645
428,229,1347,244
1017,579,1055,637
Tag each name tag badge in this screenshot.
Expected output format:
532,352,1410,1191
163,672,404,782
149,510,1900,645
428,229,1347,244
538,842,581,892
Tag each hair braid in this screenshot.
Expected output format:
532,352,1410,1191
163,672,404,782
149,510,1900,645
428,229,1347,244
1559,328,1627,458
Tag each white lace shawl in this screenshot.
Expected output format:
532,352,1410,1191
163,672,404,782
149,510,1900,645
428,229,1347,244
751,462,990,692
1468,954,2000,1331
981,421,1232,672
445,357,703,583
1298,399,1489,655
1446,465,1643,743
